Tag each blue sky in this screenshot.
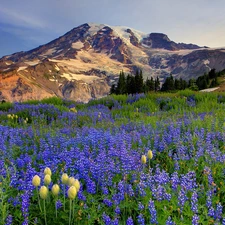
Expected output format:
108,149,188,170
0,0,225,57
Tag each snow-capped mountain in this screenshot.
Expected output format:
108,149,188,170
0,23,225,102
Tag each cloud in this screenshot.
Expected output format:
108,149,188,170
0,6,46,29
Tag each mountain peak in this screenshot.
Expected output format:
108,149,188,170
149,33,171,41
0,22,224,103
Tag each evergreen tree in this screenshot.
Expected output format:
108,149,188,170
126,74,136,94
155,77,160,92
161,74,175,91
115,71,126,94
135,70,144,93
209,68,216,79
179,78,187,90
174,78,181,90
110,84,116,94
182,79,187,90
145,77,155,92
144,78,150,93
196,75,208,90
188,79,198,91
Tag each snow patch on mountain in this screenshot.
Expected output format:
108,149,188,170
61,72,100,83
203,59,210,65
54,65,60,71
17,66,27,72
25,60,40,66
5,62,13,65
87,23,147,45
72,41,84,49
86,23,105,36
49,50,130,75
41,48,57,56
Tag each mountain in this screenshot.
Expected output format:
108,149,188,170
1,23,225,102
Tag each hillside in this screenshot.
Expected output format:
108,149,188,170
1,23,225,102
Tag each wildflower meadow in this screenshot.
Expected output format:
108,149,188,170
1,90,225,225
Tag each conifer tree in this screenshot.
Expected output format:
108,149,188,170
126,74,136,94
115,71,126,94
135,70,144,93
110,84,116,94
155,77,160,92
145,77,155,92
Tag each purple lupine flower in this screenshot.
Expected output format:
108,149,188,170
103,199,113,207
102,212,111,225
171,172,179,190
115,206,121,215
127,184,134,197
5,215,13,225
102,186,109,195
206,190,212,209
148,199,158,224
21,191,30,220
152,185,164,201
180,171,197,191
192,214,199,225
22,218,29,225
56,200,63,210
222,218,225,225
208,206,215,218
178,187,188,212
138,202,145,210
126,217,134,225
215,202,223,220
136,181,146,197
111,218,119,225
78,191,86,201
191,191,198,214
137,214,145,225
166,216,174,225
86,179,96,194
165,193,172,201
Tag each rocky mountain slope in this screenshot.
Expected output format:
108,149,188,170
0,23,225,102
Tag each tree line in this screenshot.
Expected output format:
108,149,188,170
110,70,160,94
111,68,225,94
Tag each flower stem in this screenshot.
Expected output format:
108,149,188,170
69,199,72,225
63,185,66,211
72,199,75,223
36,187,42,212
43,199,47,225
55,199,57,218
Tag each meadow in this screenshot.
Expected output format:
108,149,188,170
1,90,225,225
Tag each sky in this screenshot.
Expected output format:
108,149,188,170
0,0,225,57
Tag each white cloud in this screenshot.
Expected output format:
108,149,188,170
0,7,46,29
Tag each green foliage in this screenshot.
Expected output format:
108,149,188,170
0,164,15,225
0,102,13,111
41,97,64,105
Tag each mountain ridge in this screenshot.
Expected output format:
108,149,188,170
0,22,225,102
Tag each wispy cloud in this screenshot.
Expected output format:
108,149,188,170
0,6,45,29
